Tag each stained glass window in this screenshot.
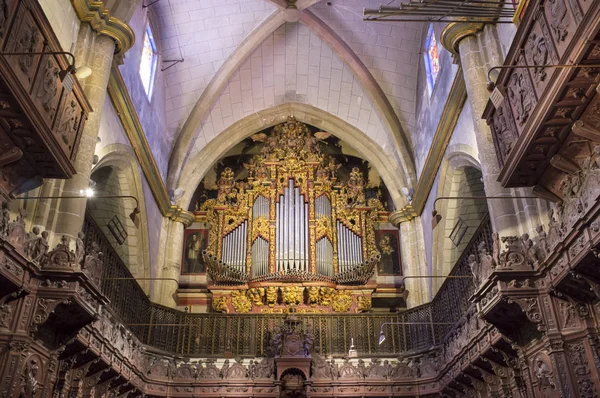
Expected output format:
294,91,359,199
139,24,158,99
424,24,440,95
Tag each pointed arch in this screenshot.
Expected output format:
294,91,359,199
167,9,417,195
177,103,408,210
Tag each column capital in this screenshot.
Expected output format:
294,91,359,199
440,22,485,63
70,0,135,63
168,206,195,227
389,206,417,227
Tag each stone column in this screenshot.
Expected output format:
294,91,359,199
154,218,185,307
53,27,115,244
440,24,548,237
392,216,429,307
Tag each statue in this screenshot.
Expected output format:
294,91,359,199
319,287,335,306
0,200,10,237
383,360,392,379
24,227,40,258
75,232,85,265
19,359,39,398
521,233,539,268
220,359,229,379
303,333,311,357
478,241,494,280
492,232,500,266
31,231,49,263
247,360,256,379
536,225,548,260
357,359,366,379
468,254,481,287
534,356,555,390
329,359,338,379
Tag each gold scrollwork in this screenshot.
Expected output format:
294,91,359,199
266,286,278,307
332,291,353,312
247,287,265,307
319,287,336,306
357,296,372,312
252,217,270,242
315,216,333,241
230,290,252,313
212,297,228,313
282,286,303,305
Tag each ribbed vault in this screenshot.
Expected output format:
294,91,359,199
155,0,421,198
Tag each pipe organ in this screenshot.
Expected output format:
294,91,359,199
201,118,384,286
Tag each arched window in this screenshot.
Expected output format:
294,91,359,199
424,24,440,95
139,24,158,99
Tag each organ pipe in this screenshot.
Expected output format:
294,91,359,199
201,118,385,286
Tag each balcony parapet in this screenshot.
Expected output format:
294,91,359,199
0,0,92,200
482,0,600,194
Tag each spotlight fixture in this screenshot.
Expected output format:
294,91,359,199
378,331,386,345
129,207,141,229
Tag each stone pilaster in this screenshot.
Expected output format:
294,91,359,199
154,219,185,307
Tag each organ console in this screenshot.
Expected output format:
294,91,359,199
200,118,384,289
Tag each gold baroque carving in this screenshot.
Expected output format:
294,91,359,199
212,297,228,313
332,290,353,312
230,290,252,313
70,0,135,62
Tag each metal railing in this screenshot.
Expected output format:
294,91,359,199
83,213,491,357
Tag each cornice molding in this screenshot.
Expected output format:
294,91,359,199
440,22,484,63
107,66,191,227
389,69,467,227
70,0,135,63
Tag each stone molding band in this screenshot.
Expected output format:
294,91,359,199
389,68,467,226
107,67,193,227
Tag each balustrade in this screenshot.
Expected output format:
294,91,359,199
82,213,491,357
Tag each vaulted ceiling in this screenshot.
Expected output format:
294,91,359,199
152,0,423,203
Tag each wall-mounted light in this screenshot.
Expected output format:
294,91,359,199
0,50,87,93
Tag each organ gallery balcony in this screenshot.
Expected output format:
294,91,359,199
483,0,600,199
0,0,91,199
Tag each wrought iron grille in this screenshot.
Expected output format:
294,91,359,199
82,213,491,357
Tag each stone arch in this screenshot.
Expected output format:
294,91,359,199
89,144,151,292
176,103,409,211
431,146,488,294
167,9,416,194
